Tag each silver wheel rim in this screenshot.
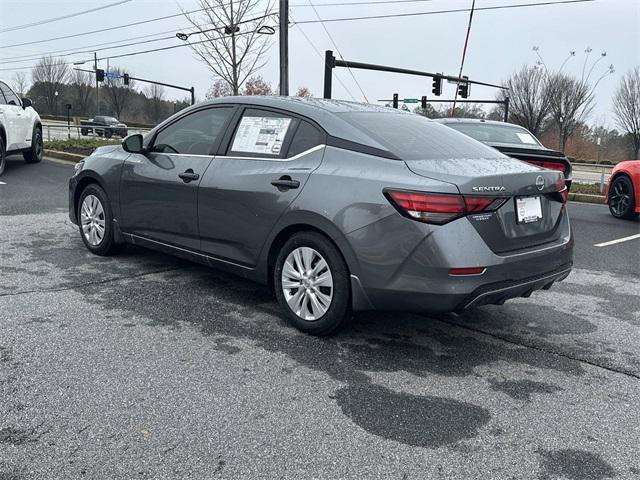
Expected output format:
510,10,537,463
80,195,106,246
281,247,333,321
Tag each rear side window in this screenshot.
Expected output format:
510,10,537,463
339,112,502,160
287,121,325,157
151,107,232,155
0,82,20,106
229,109,296,158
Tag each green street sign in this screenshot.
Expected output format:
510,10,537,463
403,98,419,103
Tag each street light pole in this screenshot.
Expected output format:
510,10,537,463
279,0,289,96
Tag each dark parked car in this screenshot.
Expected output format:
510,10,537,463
80,115,128,138
69,97,573,336
437,118,572,189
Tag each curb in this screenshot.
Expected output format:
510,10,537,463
568,193,605,205
43,149,85,163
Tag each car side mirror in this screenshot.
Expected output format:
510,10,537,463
22,97,32,109
122,134,145,154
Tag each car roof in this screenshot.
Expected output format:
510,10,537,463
165,96,414,151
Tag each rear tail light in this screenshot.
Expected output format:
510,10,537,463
551,176,568,203
384,189,506,225
523,159,568,176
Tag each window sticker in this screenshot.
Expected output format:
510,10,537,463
231,116,292,155
515,132,538,144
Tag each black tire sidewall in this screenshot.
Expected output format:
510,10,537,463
274,232,351,336
77,184,116,255
24,127,43,163
609,176,637,219
0,138,5,176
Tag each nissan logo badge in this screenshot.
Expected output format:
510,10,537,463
536,175,545,191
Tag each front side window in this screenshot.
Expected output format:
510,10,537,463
229,109,296,158
151,107,232,155
339,112,502,160
0,82,20,106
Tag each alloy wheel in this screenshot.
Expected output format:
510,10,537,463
609,179,631,216
80,195,106,246
281,247,334,321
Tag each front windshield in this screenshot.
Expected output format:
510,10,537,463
446,122,542,146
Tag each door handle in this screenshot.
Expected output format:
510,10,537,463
271,176,300,191
178,169,200,183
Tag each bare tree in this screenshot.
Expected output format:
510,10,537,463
206,78,233,98
497,65,551,136
294,86,312,98
11,71,29,97
101,67,134,118
183,0,274,95
31,56,69,114
613,67,640,159
546,72,595,152
70,70,93,116
243,75,272,95
144,83,165,124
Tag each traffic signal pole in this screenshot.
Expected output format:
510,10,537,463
322,50,506,99
279,0,289,96
94,52,99,115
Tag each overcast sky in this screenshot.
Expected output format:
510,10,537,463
1,0,638,127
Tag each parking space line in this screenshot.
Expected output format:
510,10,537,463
0,180,6,185
594,233,640,247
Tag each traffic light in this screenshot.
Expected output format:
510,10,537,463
123,73,130,85
95,68,104,82
431,75,442,96
458,76,470,98
392,93,398,109
421,96,427,109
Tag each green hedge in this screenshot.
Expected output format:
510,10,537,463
44,138,120,156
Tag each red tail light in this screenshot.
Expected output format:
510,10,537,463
552,176,568,203
385,190,506,225
449,267,486,276
523,159,567,175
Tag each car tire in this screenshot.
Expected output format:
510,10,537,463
608,175,638,220
23,126,43,164
104,129,112,139
274,231,351,336
80,128,88,136
0,136,6,176
77,184,119,256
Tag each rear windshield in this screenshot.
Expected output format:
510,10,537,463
445,122,541,146
338,112,502,160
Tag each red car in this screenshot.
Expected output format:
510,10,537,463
606,160,640,219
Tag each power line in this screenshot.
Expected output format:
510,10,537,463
0,0,133,34
291,0,440,6
293,0,595,24
289,12,357,101
306,0,369,102
0,6,211,49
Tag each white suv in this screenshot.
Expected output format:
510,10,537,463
0,79,43,175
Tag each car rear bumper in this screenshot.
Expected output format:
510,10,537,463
346,208,573,313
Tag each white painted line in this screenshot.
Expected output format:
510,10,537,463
0,181,6,185
594,233,640,247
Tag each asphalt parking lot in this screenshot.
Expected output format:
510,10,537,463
1,156,639,479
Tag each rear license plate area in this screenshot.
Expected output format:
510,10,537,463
515,196,542,223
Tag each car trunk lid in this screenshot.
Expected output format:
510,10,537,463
405,156,567,254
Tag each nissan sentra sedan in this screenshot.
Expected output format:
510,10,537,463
69,97,573,336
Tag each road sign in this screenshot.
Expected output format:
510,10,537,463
104,72,121,79
403,98,419,103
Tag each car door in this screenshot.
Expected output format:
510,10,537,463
0,82,29,150
198,107,326,266
119,106,235,250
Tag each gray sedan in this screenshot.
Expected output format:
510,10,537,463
69,97,573,336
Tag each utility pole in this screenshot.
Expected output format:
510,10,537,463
94,52,100,115
279,0,289,96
